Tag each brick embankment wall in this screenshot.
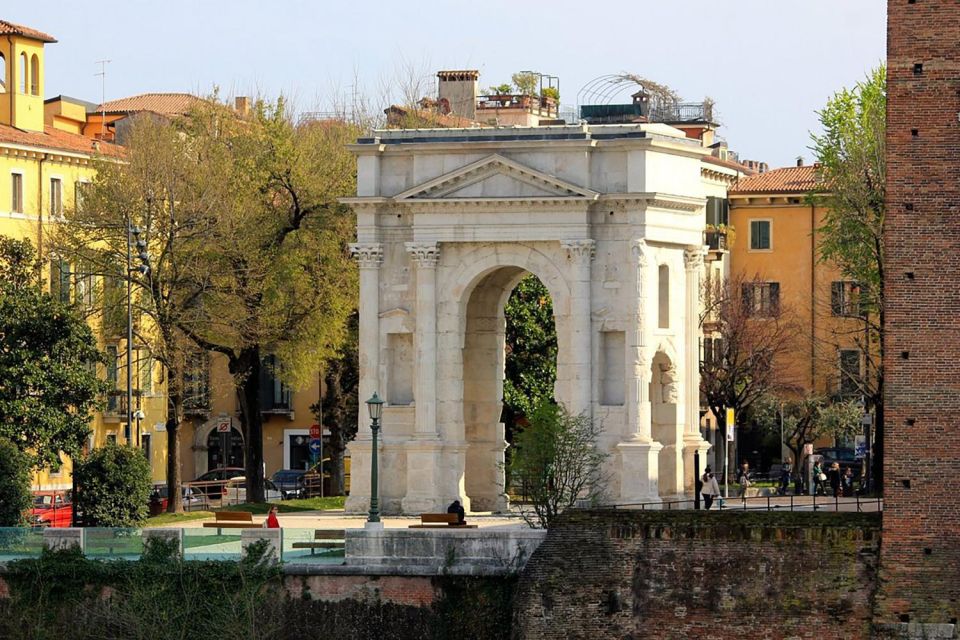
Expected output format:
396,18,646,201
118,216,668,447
512,510,882,640
882,0,960,628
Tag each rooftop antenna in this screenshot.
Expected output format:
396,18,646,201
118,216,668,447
95,59,111,140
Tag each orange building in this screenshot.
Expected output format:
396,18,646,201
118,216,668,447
727,163,867,400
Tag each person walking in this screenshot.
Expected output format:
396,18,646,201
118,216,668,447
779,458,793,496
828,462,842,498
701,467,721,510
737,462,752,500
265,505,280,529
842,468,855,497
812,460,826,496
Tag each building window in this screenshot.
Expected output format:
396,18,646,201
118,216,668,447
11,173,23,213
839,349,861,398
706,196,729,226
142,434,152,466
658,264,670,329
49,258,71,303
106,434,117,445
702,337,724,366
749,219,772,250
742,281,780,317
75,261,95,309
0,51,6,93
831,281,862,316
75,181,88,213
50,178,63,217
140,355,153,395
184,351,211,413
30,54,39,95
19,53,26,94
106,345,120,415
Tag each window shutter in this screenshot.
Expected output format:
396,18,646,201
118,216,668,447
741,284,753,313
831,281,842,315
769,282,780,315
760,221,770,249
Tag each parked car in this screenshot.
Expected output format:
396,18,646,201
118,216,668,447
814,447,862,478
192,467,246,496
270,469,307,499
29,491,73,528
221,477,284,505
150,485,209,513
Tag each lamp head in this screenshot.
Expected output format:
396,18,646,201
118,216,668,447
366,391,384,422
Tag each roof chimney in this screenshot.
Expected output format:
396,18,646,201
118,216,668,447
437,70,478,120
235,96,250,117
796,156,804,167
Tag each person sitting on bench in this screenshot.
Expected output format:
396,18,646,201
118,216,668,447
447,499,466,525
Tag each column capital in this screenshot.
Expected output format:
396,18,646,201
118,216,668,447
632,239,650,266
683,245,706,271
405,242,441,268
350,242,383,269
561,239,595,263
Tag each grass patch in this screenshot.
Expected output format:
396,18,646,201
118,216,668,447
219,496,345,515
145,511,213,527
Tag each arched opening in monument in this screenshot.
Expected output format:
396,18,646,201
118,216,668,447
462,269,557,512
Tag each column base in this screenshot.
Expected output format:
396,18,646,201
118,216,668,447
617,440,663,504
401,439,450,514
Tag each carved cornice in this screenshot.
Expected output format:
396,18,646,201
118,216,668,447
349,242,383,269
561,239,595,263
405,242,441,268
598,193,705,212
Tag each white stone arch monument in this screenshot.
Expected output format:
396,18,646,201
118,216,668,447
343,125,712,514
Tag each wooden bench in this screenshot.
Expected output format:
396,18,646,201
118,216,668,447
290,529,346,555
408,513,478,528
202,511,262,530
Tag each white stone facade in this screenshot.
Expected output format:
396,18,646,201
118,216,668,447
343,124,712,514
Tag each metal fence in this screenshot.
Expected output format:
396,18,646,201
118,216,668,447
609,493,883,513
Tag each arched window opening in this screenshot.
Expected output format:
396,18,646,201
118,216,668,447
19,52,27,94
658,264,670,329
30,54,39,95
0,52,7,93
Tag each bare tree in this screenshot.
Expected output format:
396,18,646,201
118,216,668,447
700,272,802,481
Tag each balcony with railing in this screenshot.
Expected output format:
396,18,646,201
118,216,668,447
476,93,559,118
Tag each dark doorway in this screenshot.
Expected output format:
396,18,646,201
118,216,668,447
207,428,244,470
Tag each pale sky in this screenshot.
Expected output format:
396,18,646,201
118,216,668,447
9,1,885,168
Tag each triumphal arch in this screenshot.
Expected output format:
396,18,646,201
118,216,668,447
343,124,712,514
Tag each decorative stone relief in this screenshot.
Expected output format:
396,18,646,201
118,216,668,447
349,242,383,269
561,239,595,263
683,246,705,272
660,363,678,404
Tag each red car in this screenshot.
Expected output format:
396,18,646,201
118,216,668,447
29,491,73,528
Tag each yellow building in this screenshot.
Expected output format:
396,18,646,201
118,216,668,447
728,163,865,399
0,20,170,488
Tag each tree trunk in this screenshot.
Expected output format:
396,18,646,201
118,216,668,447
232,347,265,503
164,381,185,514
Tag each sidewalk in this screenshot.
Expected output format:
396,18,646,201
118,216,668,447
175,510,529,530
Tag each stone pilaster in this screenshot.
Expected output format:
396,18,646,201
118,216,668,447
346,242,382,514
405,242,440,438
682,245,711,492
561,239,595,419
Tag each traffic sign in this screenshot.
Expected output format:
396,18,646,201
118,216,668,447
855,436,868,460
217,420,231,433
309,424,321,439
726,408,735,427
309,439,322,456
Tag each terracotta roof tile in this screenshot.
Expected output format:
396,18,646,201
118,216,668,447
96,93,201,117
0,124,124,158
728,165,821,194
384,105,482,129
0,19,56,43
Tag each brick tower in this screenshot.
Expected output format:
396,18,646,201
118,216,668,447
880,0,960,629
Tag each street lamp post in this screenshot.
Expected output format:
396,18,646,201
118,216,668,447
366,392,384,525
126,221,151,446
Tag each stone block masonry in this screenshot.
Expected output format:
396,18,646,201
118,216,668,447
513,510,882,640
881,0,960,629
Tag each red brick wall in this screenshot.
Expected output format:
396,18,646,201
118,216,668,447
881,0,960,626
514,511,881,640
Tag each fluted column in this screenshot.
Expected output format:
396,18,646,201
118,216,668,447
345,242,382,514
406,242,440,438
628,239,652,442
562,239,595,419
683,246,705,438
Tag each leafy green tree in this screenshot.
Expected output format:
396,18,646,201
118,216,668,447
507,403,608,528
488,84,513,95
752,394,862,479
175,99,359,502
502,276,557,439
0,237,105,471
511,72,539,96
0,437,32,526
810,65,886,490
74,442,152,527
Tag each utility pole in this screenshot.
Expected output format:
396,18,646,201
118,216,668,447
94,60,110,139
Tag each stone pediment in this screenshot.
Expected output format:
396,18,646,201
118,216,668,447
394,154,598,202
